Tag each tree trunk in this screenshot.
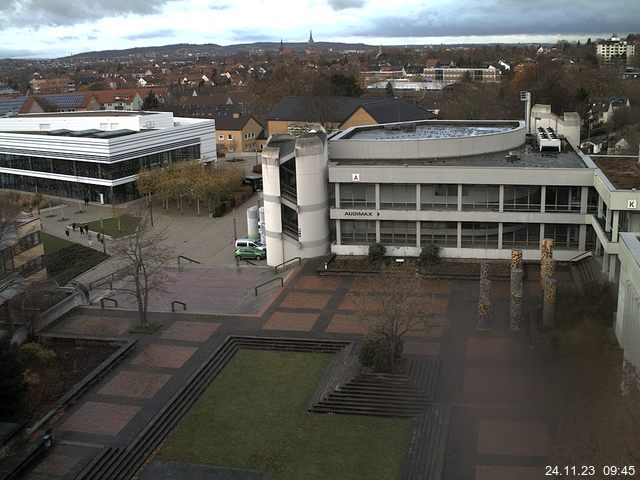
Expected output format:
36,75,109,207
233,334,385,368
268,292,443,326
197,198,200,215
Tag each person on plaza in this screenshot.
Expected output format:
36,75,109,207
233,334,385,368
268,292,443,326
84,196,89,206
79,225,84,235
72,222,76,231
65,226,70,237
97,232,102,244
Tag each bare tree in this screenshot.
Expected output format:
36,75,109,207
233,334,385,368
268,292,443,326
350,266,435,372
111,215,174,326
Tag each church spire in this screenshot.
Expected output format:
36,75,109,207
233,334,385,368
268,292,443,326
308,29,314,45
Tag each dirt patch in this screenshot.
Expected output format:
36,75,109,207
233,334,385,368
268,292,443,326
1,338,120,424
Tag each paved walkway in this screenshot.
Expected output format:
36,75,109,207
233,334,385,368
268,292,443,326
19,258,569,480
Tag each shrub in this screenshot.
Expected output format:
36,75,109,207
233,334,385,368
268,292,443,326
0,336,26,416
360,334,404,373
420,242,441,266
368,242,386,263
21,342,57,362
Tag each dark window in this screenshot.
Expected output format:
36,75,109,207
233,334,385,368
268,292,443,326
340,220,376,245
420,221,457,246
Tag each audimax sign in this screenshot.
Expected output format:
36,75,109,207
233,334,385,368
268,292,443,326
343,210,380,217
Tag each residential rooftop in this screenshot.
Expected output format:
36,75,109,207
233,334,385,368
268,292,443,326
342,122,517,141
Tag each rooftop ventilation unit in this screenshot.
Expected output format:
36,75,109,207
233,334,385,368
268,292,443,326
535,127,561,152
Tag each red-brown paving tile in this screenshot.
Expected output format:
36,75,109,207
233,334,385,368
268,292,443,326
61,401,140,436
295,276,342,291
32,454,80,476
263,312,319,331
528,282,541,298
406,325,444,339
98,370,171,399
349,277,386,292
463,366,531,394
419,279,454,294
160,321,220,342
325,314,368,334
475,465,545,480
339,294,383,312
279,292,331,310
403,341,441,355
477,419,549,456
466,337,526,361
131,344,197,369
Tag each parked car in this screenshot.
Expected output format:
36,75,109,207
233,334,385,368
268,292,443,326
235,246,266,260
235,238,266,252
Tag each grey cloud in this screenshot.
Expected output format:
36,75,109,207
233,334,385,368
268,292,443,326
208,3,231,10
350,0,640,38
327,0,366,10
125,29,177,40
229,30,275,42
0,47,48,59
0,0,173,29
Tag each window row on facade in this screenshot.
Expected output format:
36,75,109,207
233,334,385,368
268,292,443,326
337,183,598,213
0,145,200,181
340,220,596,250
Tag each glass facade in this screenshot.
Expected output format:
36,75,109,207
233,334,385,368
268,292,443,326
502,223,540,248
544,224,580,249
503,186,542,212
420,221,457,246
421,184,457,210
380,184,416,210
339,184,375,209
380,221,416,246
461,185,500,211
461,222,500,247
340,220,376,245
545,186,581,212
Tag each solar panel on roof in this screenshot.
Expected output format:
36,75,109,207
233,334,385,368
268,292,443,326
69,129,101,137
93,129,136,139
0,98,26,116
40,94,85,109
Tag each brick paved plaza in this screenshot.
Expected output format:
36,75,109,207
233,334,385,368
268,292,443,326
23,258,560,480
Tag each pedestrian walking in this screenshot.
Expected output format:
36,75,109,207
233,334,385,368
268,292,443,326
65,226,70,237
79,225,84,235
97,233,102,244
84,196,89,206
72,222,76,231
88,237,93,247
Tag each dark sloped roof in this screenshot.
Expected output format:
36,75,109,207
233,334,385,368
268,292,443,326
267,96,379,122
213,114,261,131
356,99,436,123
267,96,435,124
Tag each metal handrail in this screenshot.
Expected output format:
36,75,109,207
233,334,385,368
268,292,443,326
254,277,284,296
569,251,592,265
89,266,129,290
274,257,301,274
177,255,201,265
100,297,118,308
171,300,187,312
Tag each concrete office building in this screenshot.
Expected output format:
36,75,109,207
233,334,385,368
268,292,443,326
329,119,599,262
0,111,216,204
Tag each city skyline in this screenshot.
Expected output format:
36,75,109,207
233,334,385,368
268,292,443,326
0,0,638,59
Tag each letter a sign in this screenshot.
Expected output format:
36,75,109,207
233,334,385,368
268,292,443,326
352,173,360,182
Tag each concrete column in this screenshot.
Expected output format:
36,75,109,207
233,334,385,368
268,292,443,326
510,249,525,330
336,219,341,246
542,278,557,329
598,196,603,218
376,220,381,243
540,185,546,213
335,183,340,209
457,221,462,249
609,255,618,282
457,184,463,212
580,186,589,214
602,252,610,273
499,185,504,213
416,221,420,247
539,224,545,248
415,184,421,211
498,223,503,250
477,263,492,330
612,210,620,242
375,184,380,210
579,224,586,251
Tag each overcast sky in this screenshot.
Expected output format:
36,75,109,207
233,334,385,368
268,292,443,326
0,0,638,59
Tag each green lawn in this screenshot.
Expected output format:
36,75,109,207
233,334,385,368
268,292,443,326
40,231,73,255
84,214,141,237
159,350,410,479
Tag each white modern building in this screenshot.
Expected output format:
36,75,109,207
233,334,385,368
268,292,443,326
596,35,636,66
0,111,216,203
261,131,330,266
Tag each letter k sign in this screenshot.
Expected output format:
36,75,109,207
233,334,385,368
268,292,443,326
629,200,637,209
